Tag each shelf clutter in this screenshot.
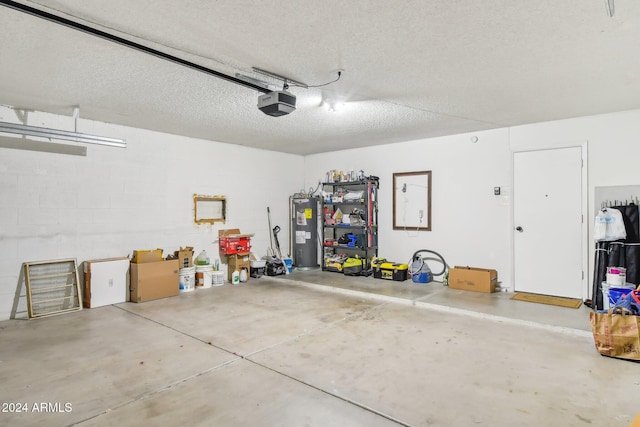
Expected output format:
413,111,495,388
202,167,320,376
18,232,262,317
589,201,640,361
15,223,299,317
218,229,254,283
321,176,378,276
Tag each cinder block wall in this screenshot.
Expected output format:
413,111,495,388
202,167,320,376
0,107,304,320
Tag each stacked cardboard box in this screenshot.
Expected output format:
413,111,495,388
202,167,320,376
174,246,194,269
129,249,179,303
219,229,254,282
131,249,162,263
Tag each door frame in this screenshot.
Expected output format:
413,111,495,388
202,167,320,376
510,142,589,299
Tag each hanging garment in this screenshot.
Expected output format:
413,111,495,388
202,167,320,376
625,243,640,285
594,208,626,241
611,204,640,243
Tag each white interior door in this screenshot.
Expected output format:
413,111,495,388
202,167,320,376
513,147,583,298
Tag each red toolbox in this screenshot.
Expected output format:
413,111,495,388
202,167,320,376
218,229,254,255
219,236,252,254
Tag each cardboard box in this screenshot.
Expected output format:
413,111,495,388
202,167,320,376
219,229,254,255
449,266,497,293
83,257,130,308
227,253,251,282
174,246,194,269
129,259,179,303
131,249,163,263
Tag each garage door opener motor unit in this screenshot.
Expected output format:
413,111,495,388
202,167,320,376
258,90,296,117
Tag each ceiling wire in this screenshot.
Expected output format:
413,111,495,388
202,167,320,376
290,71,342,88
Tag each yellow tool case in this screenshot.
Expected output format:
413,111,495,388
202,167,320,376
372,259,408,281
324,254,347,273
343,257,365,276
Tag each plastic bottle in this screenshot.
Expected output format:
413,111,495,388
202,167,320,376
239,268,248,282
231,269,240,285
196,250,209,265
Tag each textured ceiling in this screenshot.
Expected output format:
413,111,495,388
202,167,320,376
1,0,639,155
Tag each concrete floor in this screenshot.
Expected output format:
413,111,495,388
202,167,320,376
0,269,638,426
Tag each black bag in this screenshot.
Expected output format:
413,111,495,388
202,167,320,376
611,204,639,243
624,243,640,285
265,257,286,276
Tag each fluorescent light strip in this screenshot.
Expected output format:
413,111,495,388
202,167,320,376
0,135,87,156
0,121,126,148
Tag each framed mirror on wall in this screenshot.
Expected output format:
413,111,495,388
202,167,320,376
393,171,432,231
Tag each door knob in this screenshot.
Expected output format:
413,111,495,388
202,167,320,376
515,226,523,232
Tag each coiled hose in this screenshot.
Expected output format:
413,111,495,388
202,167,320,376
408,249,448,277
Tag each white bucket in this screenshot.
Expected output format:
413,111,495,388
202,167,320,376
179,267,196,292
195,264,213,289
211,271,225,286
606,267,626,286
601,281,636,310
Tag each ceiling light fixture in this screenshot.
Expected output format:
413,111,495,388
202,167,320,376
0,121,126,148
0,135,87,156
329,102,345,113
605,0,615,17
322,98,346,113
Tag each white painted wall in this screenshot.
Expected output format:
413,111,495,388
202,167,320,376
0,107,304,320
4,106,640,320
510,109,640,294
305,109,640,298
304,128,513,285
